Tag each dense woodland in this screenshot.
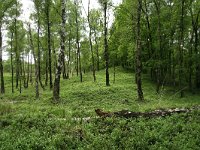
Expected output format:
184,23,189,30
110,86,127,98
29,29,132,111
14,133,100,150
0,0,200,149
0,0,200,100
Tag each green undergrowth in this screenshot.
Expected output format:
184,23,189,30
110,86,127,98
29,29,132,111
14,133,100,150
1,68,200,149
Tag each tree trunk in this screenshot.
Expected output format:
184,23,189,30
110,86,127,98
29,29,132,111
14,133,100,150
19,56,22,94
0,24,5,94
14,17,19,89
179,0,185,97
103,2,110,86
95,106,200,118
76,50,79,76
75,0,82,82
28,24,39,99
22,52,26,88
30,53,33,84
53,0,66,101
11,32,14,93
153,0,162,93
46,0,53,89
88,0,96,82
62,57,67,79
37,6,45,90
26,53,30,88
52,38,57,74
144,0,153,80
135,0,144,101
67,31,71,79
45,49,48,86
94,31,100,71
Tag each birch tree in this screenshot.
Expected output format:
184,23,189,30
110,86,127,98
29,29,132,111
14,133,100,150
53,0,66,101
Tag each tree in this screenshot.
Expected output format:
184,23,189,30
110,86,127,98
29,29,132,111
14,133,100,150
74,0,82,82
53,0,66,101
87,0,96,82
98,0,110,86
45,0,53,89
0,0,16,94
28,23,39,98
8,26,14,93
33,0,45,90
135,0,144,101
178,0,185,97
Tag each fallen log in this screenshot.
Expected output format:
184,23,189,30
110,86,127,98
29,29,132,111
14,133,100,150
95,105,200,118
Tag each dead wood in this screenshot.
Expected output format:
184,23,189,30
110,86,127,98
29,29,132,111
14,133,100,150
95,105,200,118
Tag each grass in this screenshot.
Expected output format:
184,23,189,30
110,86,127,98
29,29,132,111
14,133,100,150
0,67,200,149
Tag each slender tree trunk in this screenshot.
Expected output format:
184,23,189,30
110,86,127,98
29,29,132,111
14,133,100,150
76,50,79,76
168,2,174,82
22,52,26,88
144,0,153,79
30,53,33,84
103,2,110,86
26,53,30,88
75,0,82,82
46,0,53,89
179,0,185,97
62,57,67,79
153,0,162,93
0,24,5,94
14,17,19,89
53,0,66,101
37,6,45,90
45,50,48,86
19,56,22,94
135,0,144,101
52,38,57,74
88,0,96,82
189,31,193,91
28,24,39,99
67,31,71,79
94,31,100,71
11,31,14,93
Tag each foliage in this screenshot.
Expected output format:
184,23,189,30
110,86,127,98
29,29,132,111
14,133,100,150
1,68,200,149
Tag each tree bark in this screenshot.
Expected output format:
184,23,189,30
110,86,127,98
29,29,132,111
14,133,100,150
28,24,39,99
22,52,26,88
179,0,185,97
46,0,53,89
36,4,45,90
62,57,67,79
95,106,200,118
94,30,100,71
88,0,96,82
67,29,71,79
103,1,110,86
75,0,82,82
53,0,66,101
10,31,14,93
19,55,22,94
144,0,153,80
30,52,33,84
0,24,5,94
135,0,144,101
45,48,48,86
14,17,19,89
153,0,162,93
26,53,30,88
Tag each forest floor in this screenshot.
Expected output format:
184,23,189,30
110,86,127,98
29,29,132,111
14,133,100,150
1,67,200,149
